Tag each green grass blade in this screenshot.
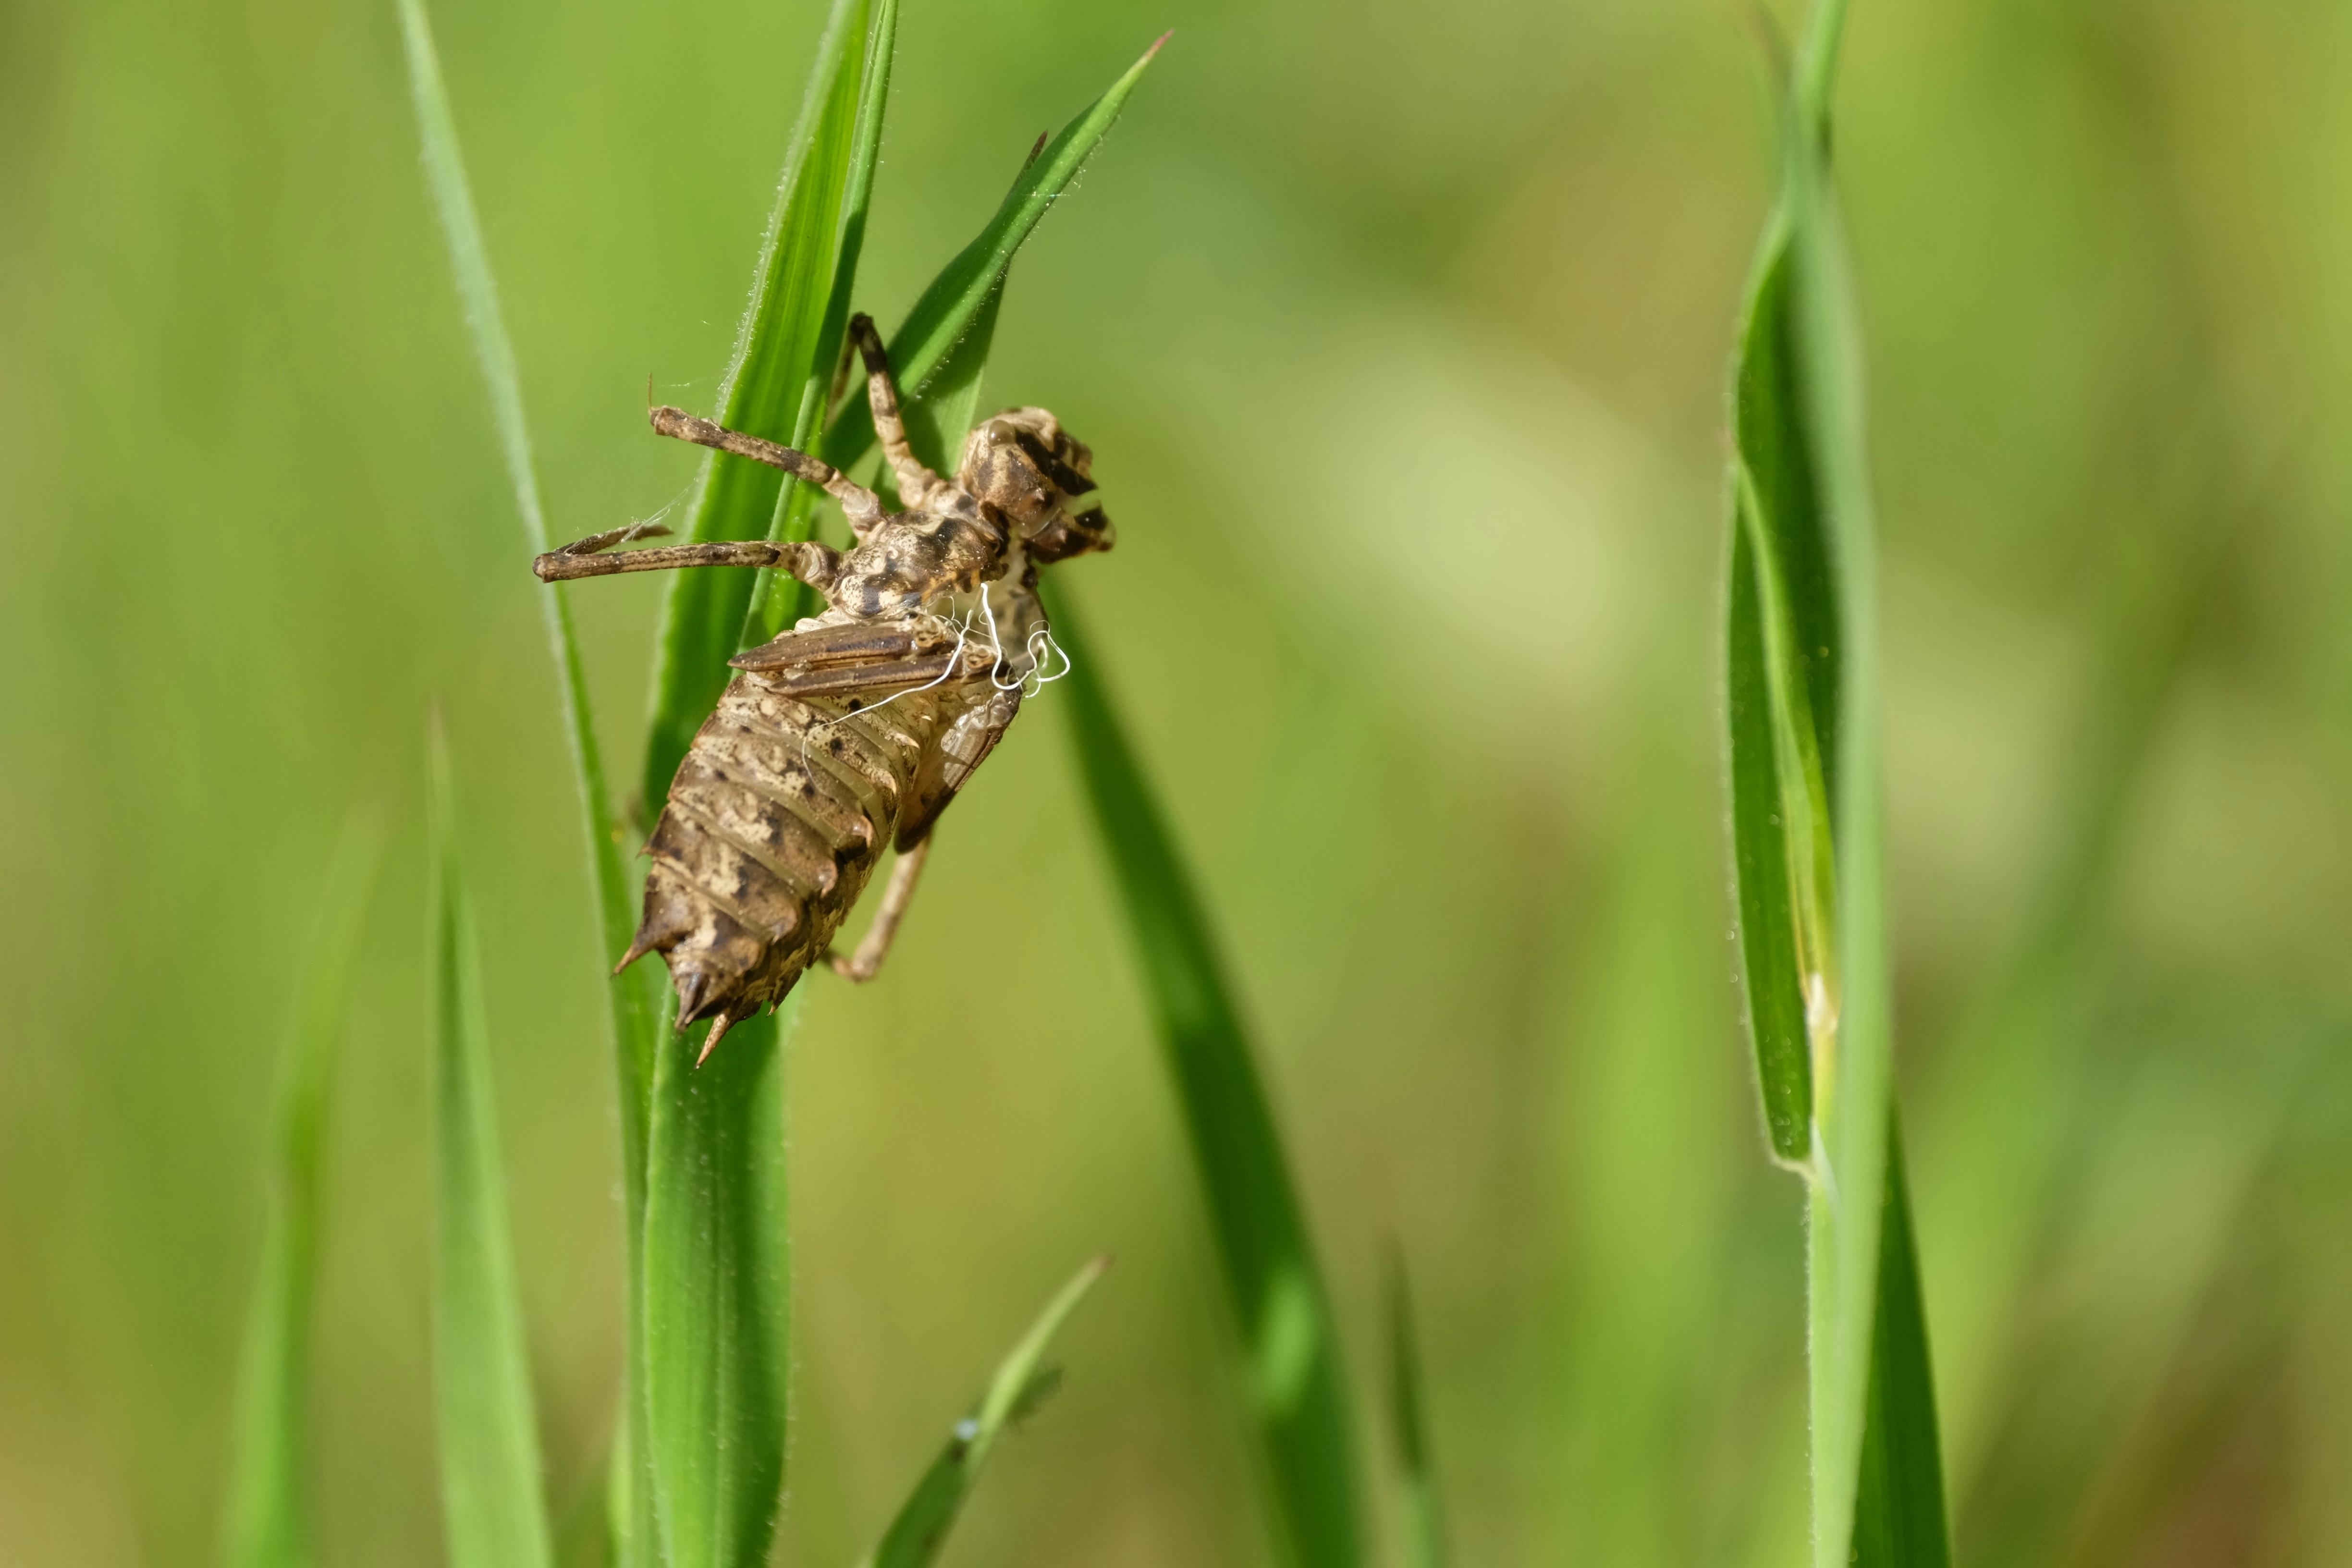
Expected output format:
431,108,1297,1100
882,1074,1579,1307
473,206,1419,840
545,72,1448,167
743,0,902,648
1047,585,1365,1568
638,993,795,1568
639,0,887,807
1722,5,1948,1565
220,808,387,1568
627,10,899,1563
397,9,666,1558
888,279,1004,482
428,723,557,1568
857,1258,1109,1568
396,0,659,1275
821,33,1166,476
1383,1248,1445,1568
1849,1118,1949,1568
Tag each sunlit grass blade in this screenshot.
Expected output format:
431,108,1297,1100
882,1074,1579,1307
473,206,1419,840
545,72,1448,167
638,991,795,1568
428,721,557,1568
640,0,893,806
1383,1247,1445,1568
1046,586,1365,1568
220,807,387,1568
1722,3,1948,1565
821,33,1166,476
744,0,902,648
857,1258,1109,1568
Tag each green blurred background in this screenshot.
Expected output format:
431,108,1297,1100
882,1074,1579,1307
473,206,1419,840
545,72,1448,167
4,0,2349,1563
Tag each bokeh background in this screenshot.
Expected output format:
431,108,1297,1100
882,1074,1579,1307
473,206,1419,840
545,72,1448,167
4,0,2350,1563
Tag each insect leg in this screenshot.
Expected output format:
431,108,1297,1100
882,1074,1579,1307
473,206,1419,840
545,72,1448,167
534,535,842,593
822,837,931,983
848,313,948,509
649,405,887,533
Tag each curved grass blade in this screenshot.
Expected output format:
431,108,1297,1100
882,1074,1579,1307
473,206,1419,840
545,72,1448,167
821,32,1167,477
1722,4,1947,1564
638,991,795,1568
857,1258,1109,1568
1383,1247,1445,1568
428,722,557,1568
640,0,891,808
1046,586,1366,1568
220,808,387,1568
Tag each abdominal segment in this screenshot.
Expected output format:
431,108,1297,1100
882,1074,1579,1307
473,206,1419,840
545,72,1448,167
628,665,985,1033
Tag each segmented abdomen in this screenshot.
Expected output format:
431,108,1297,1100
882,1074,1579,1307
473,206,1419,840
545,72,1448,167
633,672,966,1030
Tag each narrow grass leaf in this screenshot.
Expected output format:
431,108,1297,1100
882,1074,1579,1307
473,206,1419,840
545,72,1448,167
628,9,896,1563
888,280,1004,483
396,0,657,1172
397,10,666,1558
744,0,903,648
428,723,557,1568
641,0,887,806
858,1258,1110,1568
821,33,1166,476
1725,240,1833,1165
1850,1119,1949,1568
1721,4,1947,1564
1047,585,1365,1568
1383,1248,1446,1568
639,992,795,1568
221,808,387,1568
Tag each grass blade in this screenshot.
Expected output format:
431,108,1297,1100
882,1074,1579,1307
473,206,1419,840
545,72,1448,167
1722,4,1948,1565
629,9,898,1563
821,33,1166,476
396,0,660,1319
857,1258,1110,1568
1047,586,1366,1568
638,991,795,1568
397,7,669,1557
428,722,557,1568
1850,1120,1950,1566
743,0,902,648
1383,1248,1445,1568
220,808,387,1568
639,0,891,807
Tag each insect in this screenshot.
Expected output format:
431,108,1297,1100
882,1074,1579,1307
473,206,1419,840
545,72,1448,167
535,313,1112,1058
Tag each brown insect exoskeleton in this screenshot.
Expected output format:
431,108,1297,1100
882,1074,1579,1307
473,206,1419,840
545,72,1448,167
535,313,1113,1059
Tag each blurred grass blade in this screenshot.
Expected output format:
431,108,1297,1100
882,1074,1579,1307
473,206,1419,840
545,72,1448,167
858,1258,1109,1568
822,32,1166,475
221,808,387,1568
396,0,659,1255
745,0,902,647
640,0,892,806
639,992,795,1568
1383,1248,1445,1568
1722,3,1947,1565
1047,586,1366,1568
428,723,558,1568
